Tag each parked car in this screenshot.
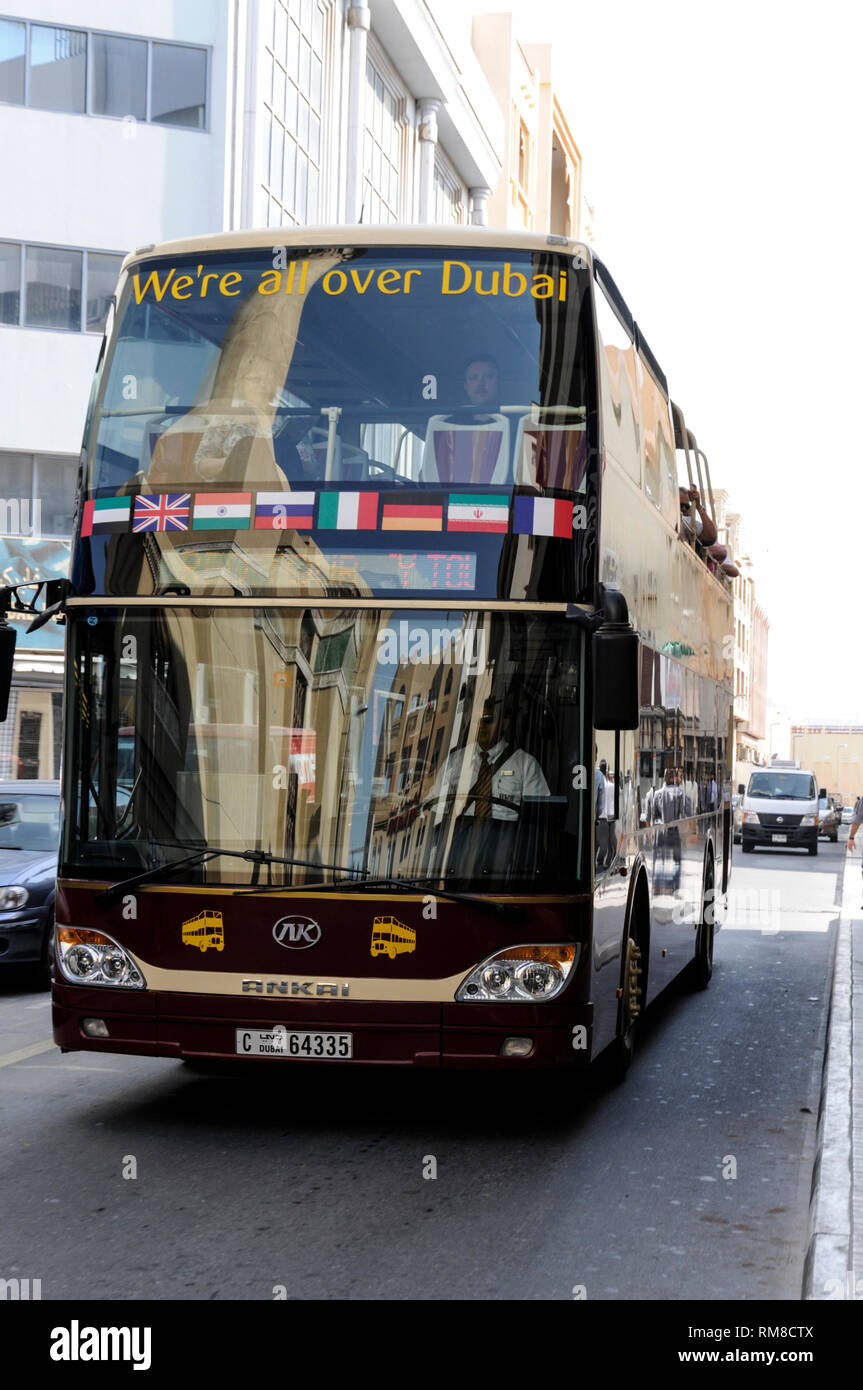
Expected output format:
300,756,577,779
0,780,60,980
815,795,840,842
842,805,856,825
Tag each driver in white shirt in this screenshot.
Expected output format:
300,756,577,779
427,694,550,822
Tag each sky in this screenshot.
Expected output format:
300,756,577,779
463,0,863,721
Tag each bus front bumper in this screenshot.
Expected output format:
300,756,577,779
52,982,594,1069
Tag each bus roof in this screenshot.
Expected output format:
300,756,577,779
122,225,593,274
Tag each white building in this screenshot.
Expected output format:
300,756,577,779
0,0,582,777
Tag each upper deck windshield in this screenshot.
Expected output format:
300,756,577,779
78,245,597,602
62,605,587,892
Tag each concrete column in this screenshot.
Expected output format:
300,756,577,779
469,187,491,226
346,1,371,222
417,98,441,224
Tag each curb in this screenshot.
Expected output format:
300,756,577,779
803,855,855,1299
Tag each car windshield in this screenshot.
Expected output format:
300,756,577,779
0,793,60,851
748,772,815,800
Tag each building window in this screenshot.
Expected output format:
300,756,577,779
264,0,326,226
363,59,403,223
0,19,207,129
25,245,82,331
151,41,206,128
433,158,465,225
0,241,123,334
0,239,20,324
91,33,147,119
0,17,25,104
30,24,87,114
85,252,123,332
513,115,533,229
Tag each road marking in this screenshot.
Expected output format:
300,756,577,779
0,1039,56,1068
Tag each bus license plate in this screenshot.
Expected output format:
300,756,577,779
772,834,787,843
235,1029,352,1059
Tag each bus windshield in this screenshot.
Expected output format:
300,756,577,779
63,605,587,892
79,245,597,602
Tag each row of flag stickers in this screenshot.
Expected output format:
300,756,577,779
81,492,579,538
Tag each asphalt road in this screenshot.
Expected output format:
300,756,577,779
0,836,845,1301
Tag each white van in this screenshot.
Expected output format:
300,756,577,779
740,763,822,856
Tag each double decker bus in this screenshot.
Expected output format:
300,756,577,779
0,227,733,1075
181,910,225,953
371,916,417,960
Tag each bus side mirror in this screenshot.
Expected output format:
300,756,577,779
0,621,16,723
592,626,639,730
737,784,745,795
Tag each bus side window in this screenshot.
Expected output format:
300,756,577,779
595,285,640,484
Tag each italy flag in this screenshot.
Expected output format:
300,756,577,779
192,493,252,529
317,492,379,530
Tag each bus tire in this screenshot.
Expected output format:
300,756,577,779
40,911,55,988
607,916,644,1083
808,843,818,856
688,855,715,990
742,843,753,853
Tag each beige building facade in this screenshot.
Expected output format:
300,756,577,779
712,490,769,788
471,13,582,235
790,727,863,805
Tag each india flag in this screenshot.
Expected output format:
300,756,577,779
512,495,573,538
192,493,252,530
446,493,509,534
317,492,379,530
81,497,132,536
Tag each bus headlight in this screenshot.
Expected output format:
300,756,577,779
800,816,816,826
56,927,146,989
457,944,578,1002
742,811,760,824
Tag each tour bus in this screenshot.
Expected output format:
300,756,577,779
0,226,733,1075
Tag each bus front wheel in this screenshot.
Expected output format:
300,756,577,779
688,856,715,990
608,924,644,1082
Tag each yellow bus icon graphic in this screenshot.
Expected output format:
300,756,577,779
370,915,416,960
182,909,225,953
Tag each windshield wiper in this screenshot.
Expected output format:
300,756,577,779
94,846,367,911
237,872,525,922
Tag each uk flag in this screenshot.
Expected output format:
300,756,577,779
133,494,191,532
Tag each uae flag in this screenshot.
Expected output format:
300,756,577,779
446,493,509,534
81,497,132,536
255,492,315,529
133,494,191,532
381,494,444,531
192,493,252,530
317,492,379,530
513,495,573,538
